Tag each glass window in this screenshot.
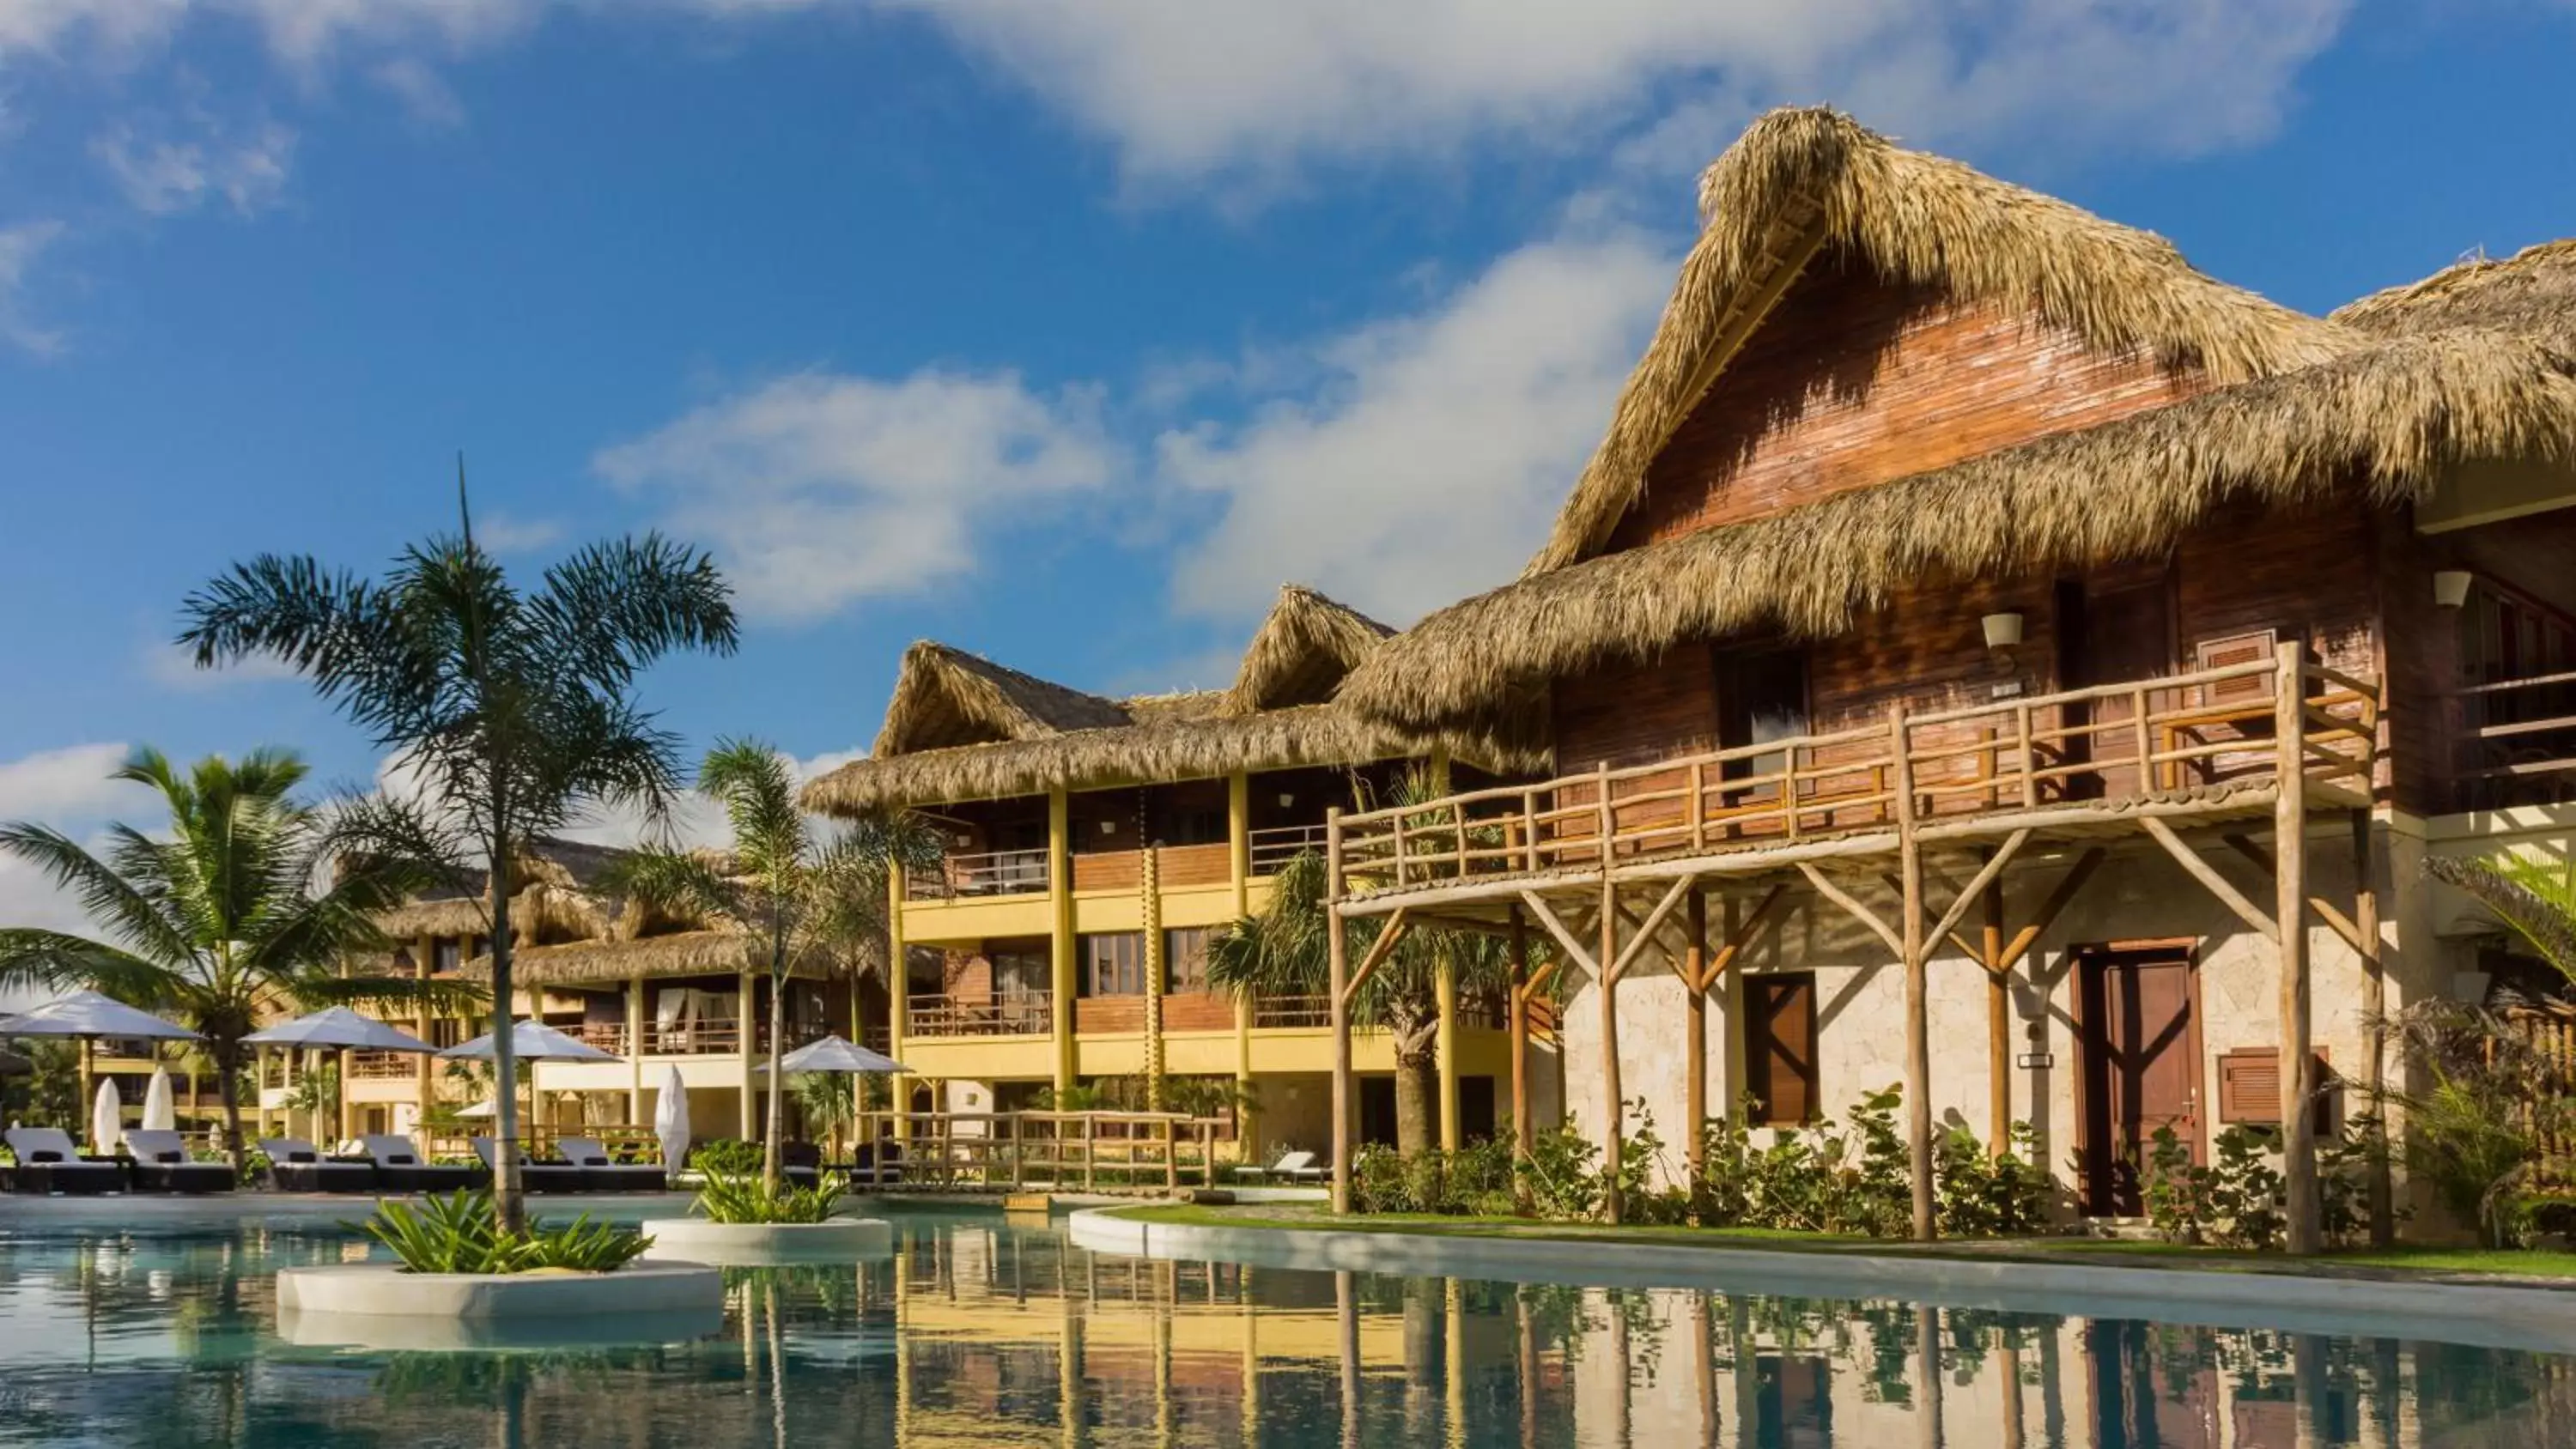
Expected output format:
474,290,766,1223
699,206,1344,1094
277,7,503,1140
434,938,461,974
1163,927,1212,993
1716,646,1809,783
1081,933,1145,997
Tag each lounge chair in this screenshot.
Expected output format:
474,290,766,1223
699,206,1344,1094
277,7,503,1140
781,1139,823,1189
846,1139,904,1189
363,1134,483,1192
471,1138,580,1193
123,1131,235,1193
259,1137,379,1193
556,1137,667,1193
1234,1149,1326,1185
4,1128,125,1195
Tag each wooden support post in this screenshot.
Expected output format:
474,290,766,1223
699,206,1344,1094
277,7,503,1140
2276,640,2318,1255
1230,770,1255,1155
1892,702,1934,1242
1048,787,1077,1094
2354,807,2391,1248
1984,854,2011,1158
1436,955,1461,1154
1327,809,1353,1216
1595,767,1625,1226
1684,885,1710,1185
889,859,913,1144
1508,905,1533,1205
626,970,645,1126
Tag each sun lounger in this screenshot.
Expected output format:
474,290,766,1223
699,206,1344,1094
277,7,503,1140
843,1140,904,1188
471,1138,580,1193
1234,1149,1327,1185
123,1130,235,1193
363,1134,483,1192
258,1137,379,1193
4,1129,125,1194
556,1137,667,1192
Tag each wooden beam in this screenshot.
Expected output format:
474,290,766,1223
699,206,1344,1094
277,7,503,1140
1509,905,1534,1199
1517,891,1597,975
1698,883,1789,991
1991,849,2105,976
2274,639,2319,1255
1684,887,1710,1185
1339,910,1414,1006
2142,817,2280,944
1892,701,1934,1243
1607,876,1696,985
1595,768,1625,1226
1327,809,1352,1216
1797,863,1903,957
1924,829,2031,955
2224,834,2366,951
1982,851,2009,1161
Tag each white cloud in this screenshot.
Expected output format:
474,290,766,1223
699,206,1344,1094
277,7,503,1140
1159,233,1674,623
595,369,1121,622
0,742,138,939
0,219,64,356
0,0,188,59
867,0,2353,188
471,512,563,554
141,640,300,691
371,56,465,128
91,114,295,215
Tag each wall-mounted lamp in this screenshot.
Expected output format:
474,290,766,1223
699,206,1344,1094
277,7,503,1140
2433,570,2475,609
1278,792,1297,809
1097,820,1118,835
1981,610,2026,651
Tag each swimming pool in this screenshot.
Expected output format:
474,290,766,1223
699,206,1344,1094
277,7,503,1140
0,1199,2566,1446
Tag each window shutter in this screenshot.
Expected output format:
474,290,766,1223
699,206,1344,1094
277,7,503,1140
1747,973,1817,1126
2195,629,2278,705
2216,1046,2332,1130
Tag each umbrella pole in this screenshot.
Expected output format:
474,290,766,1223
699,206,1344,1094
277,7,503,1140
77,1039,93,1136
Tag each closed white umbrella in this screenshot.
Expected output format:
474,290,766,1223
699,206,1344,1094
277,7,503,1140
142,1068,176,1132
654,1064,690,1183
243,1007,437,1053
90,1079,121,1156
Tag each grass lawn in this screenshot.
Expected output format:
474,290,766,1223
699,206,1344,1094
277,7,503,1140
1115,1203,2576,1283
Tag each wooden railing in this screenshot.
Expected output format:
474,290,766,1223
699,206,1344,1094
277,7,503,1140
1251,994,1330,1029
2453,668,2576,809
908,992,1054,1039
563,1019,830,1057
1249,824,1329,875
1337,657,2379,894
850,1109,1231,1191
907,847,1053,900
346,1051,418,1080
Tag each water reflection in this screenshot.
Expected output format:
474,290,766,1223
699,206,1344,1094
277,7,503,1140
0,1210,2571,1446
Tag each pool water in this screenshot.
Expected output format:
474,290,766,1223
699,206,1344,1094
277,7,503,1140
0,1202,2568,1446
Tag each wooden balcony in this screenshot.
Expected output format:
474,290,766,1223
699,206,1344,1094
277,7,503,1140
908,992,1054,1039
566,1019,829,1057
1334,655,2380,909
2452,667,2576,809
907,847,1051,900
1249,824,1328,875
346,1051,419,1081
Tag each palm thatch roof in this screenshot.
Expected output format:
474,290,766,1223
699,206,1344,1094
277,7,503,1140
872,641,1132,757
367,838,623,943
1226,585,1394,714
458,928,858,989
2334,239,2576,355
1524,106,2354,576
803,584,1446,813
1342,327,2576,737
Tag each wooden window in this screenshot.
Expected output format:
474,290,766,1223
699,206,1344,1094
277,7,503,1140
1715,646,1809,781
1081,932,1146,997
2194,628,2277,705
991,944,1050,1001
2215,1046,2333,1131
1163,927,1212,994
1744,972,1818,1125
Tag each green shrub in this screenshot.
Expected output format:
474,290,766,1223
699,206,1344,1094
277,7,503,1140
354,1190,653,1274
1935,1121,2054,1238
690,1138,762,1176
2143,1124,2215,1243
1515,1126,1602,1221
694,1167,849,1225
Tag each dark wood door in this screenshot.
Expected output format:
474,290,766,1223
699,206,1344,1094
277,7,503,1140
2080,947,2201,1216
2087,1319,2218,1448
2058,579,2176,797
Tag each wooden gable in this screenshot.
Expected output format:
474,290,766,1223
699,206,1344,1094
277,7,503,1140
1603,258,2203,554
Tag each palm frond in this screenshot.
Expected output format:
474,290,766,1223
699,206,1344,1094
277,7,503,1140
0,822,195,967
2428,853,2576,979
0,930,177,1003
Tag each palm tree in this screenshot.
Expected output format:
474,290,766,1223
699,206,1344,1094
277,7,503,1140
177,479,738,1228
0,748,468,1172
1205,770,1518,1156
607,739,940,1190
2427,852,2576,981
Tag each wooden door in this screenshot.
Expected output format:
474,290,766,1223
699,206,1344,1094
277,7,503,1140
2079,946,2202,1216
2087,1319,2218,1448
2057,578,2176,798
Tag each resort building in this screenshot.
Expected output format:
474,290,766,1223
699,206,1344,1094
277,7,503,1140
1317,108,2576,1239
796,585,1562,1161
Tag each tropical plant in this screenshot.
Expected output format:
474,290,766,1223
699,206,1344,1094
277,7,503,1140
283,1059,343,1137
1932,1121,2053,1238
1205,770,1527,1155
695,1166,848,1225
2427,852,2576,982
178,477,738,1228
690,1137,763,1176
355,1189,653,1273
2,1038,81,1130
0,748,470,1173
605,738,939,1189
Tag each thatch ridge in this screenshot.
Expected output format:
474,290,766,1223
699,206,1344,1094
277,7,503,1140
872,640,1130,758
1526,106,2354,576
1226,585,1394,715
2333,239,2576,355
1346,330,2576,735
459,928,851,988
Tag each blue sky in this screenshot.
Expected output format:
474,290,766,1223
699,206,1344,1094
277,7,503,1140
2,0,2573,929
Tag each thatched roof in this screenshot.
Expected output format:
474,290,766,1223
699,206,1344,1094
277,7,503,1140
1342,328,2576,737
872,641,1132,757
366,838,623,943
1226,585,1394,714
2334,239,2576,355
1524,106,2353,576
458,929,855,989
